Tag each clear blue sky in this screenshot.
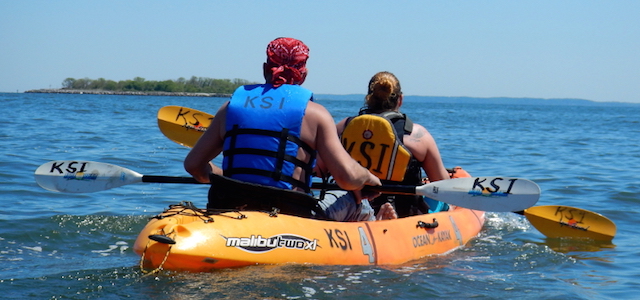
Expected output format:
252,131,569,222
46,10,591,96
2,1,639,103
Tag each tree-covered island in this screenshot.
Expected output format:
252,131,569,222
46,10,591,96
26,76,259,97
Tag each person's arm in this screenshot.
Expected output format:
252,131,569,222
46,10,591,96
184,102,228,183
407,124,449,182
306,103,381,190
313,117,347,177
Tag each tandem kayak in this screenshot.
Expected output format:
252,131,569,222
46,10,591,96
32,159,541,271
133,202,485,272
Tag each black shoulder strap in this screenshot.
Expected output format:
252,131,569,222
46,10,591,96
343,116,355,128
403,115,413,134
378,111,413,135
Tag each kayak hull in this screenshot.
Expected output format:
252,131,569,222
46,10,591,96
133,203,485,272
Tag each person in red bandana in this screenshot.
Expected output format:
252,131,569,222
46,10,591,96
185,37,382,221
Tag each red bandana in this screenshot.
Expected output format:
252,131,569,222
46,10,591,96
266,37,309,86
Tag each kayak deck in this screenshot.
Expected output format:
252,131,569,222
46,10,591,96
134,202,485,272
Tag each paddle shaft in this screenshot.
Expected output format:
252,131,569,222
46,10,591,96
134,174,539,212
142,175,200,184
140,175,412,192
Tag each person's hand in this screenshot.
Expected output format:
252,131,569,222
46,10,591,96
364,171,381,187
376,202,398,220
352,172,382,204
353,189,381,205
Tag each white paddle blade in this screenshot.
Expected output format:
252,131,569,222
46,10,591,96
420,177,540,212
34,161,144,193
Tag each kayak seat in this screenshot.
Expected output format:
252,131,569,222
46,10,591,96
207,174,327,219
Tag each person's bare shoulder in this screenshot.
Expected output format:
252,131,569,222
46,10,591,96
210,101,229,139
407,123,430,143
305,101,336,127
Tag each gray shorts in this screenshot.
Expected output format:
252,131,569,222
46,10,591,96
317,191,376,222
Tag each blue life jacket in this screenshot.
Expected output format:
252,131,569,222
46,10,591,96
223,84,316,193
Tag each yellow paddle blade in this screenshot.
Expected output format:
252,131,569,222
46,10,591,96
157,106,212,148
524,205,616,241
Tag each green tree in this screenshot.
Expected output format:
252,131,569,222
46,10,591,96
104,80,118,90
58,76,257,93
62,78,76,88
89,78,106,89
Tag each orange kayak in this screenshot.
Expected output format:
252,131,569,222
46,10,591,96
133,202,485,272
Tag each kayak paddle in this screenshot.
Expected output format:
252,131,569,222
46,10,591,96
34,160,539,212
155,105,617,240
157,105,214,148
516,205,616,241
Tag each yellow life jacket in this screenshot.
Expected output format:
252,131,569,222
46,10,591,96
340,112,412,181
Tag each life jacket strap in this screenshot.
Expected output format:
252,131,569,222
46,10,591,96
224,125,315,193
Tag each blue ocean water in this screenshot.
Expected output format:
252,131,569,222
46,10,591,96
1,92,639,299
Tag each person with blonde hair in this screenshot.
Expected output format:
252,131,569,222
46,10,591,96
336,71,450,218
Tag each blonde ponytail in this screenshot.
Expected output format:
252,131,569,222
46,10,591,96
364,72,402,112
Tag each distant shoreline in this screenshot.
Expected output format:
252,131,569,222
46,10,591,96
24,88,232,98
18,89,638,106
